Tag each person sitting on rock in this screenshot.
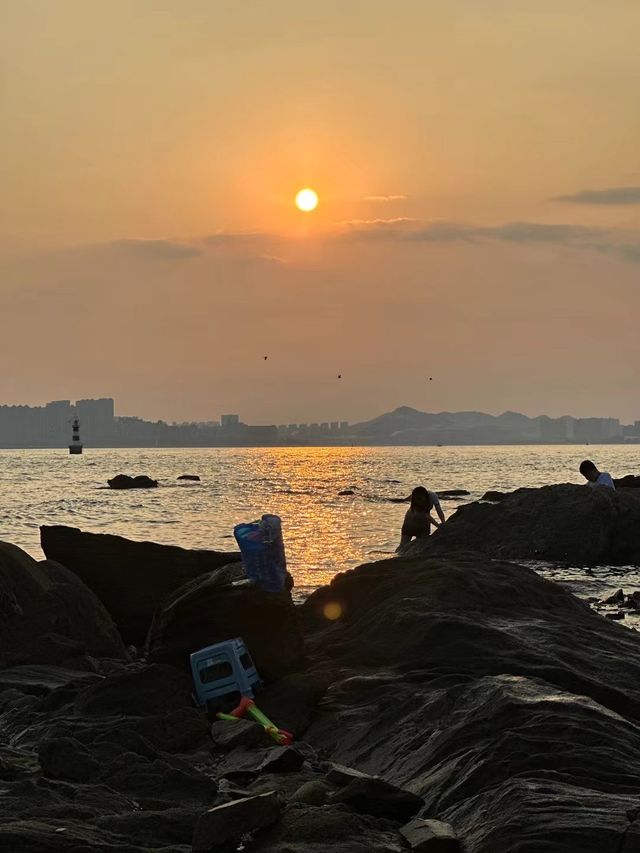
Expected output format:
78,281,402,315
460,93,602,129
399,486,443,547
579,460,615,489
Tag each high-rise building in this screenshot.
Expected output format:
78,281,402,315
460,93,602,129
221,414,240,430
76,398,115,440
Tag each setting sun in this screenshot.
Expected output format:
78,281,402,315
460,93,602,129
295,188,319,212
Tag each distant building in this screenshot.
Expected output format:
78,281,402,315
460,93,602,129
221,414,240,430
573,418,621,442
76,398,115,440
245,425,277,443
539,415,574,441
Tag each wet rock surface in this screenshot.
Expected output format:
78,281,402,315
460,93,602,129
427,483,640,564
300,552,640,852
40,526,241,645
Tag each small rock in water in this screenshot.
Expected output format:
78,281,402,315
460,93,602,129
603,589,625,605
107,474,158,489
178,474,201,481
606,611,626,621
626,591,640,609
338,489,356,496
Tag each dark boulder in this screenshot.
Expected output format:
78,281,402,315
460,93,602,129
479,489,511,502
614,475,640,488
39,736,101,783
74,664,194,718
427,484,640,565
331,775,423,822
210,718,271,751
145,570,304,682
0,820,190,852
300,553,640,852
603,588,625,605
248,803,404,852
178,475,201,481
0,541,127,669
108,474,158,489
40,526,241,645
192,792,281,851
94,808,201,847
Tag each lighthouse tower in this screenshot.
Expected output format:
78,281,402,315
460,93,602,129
69,416,83,455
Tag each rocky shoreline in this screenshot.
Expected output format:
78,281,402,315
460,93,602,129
2,484,640,851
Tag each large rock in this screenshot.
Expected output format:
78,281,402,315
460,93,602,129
145,570,304,682
614,475,640,488
192,792,281,851
0,541,127,669
425,484,640,564
300,553,640,852
40,526,241,645
331,775,422,821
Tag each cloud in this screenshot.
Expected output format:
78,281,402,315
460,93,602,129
337,217,640,263
340,219,600,245
204,232,270,247
610,243,640,263
552,186,640,205
477,222,601,243
363,194,407,202
107,239,202,259
340,217,417,227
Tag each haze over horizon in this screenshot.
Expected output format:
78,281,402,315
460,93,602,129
2,2,639,425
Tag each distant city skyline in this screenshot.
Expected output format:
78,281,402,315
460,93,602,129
0,394,639,429
0,397,638,448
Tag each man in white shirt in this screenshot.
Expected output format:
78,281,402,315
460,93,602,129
579,460,615,489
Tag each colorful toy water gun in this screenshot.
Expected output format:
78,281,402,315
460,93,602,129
216,696,294,746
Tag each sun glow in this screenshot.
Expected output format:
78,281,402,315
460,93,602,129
295,188,319,212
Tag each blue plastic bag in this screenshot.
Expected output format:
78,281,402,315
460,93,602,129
233,514,287,593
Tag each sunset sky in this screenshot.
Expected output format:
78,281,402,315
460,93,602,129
1,1,639,424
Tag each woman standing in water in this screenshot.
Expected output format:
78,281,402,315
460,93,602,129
399,486,444,547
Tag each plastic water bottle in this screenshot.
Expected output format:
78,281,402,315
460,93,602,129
233,514,287,593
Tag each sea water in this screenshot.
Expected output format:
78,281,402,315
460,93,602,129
1,445,639,608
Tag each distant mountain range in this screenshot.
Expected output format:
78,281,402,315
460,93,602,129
348,406,635,445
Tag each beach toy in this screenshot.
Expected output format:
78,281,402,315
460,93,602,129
217,695,294,746
233,514,287,592
190,638,261,712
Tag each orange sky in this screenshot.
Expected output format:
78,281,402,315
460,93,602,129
1,1,639,423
